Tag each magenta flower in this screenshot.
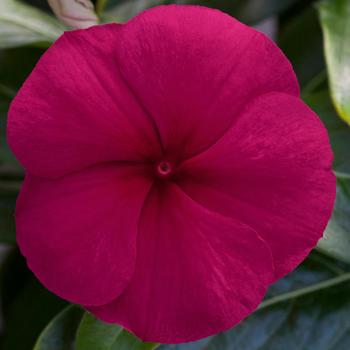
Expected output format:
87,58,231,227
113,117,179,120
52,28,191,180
7,5,335,344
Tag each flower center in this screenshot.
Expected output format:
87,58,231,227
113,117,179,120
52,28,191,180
156,161,173,178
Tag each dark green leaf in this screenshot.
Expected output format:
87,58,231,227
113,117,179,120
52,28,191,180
0,0,64,48
0,47,44,93
33,306,84,350
0,47,43,182
0,102,22,179
104,0,298,24
1,254,67,350
304,90,350,176
279,6,325,88
0,101,21,244
0,194,16,244
76,312,122,350
318,178,350,264
224,0,298,24
159,338,209,350
318,0,350,124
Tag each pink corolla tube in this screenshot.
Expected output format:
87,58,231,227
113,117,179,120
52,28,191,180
7,5,336,344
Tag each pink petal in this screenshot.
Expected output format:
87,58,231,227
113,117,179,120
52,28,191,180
16,163,152,306
115,5,299,160
177,92,336,280
89,183,274,343
7,24,162,179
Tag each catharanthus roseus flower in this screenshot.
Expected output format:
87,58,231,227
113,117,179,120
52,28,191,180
48,0,98,29
7,5,335,344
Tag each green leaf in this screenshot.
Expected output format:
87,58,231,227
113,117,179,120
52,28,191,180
0,47,45,93
0,0,65,48
0,194,16,244
0,101,23,181
32,259,350,350
225,0,298,24
0,101,22,244
110,330,159,350
76,312,122,350
318,0,350,124
103,0,298,24
159,338,209,350
161,257,350,350
76,311,159,350
1,252,68,350
0,47,43,182
318,178,350,263
33,306,84,350
304,90,350,176
279,7,325,88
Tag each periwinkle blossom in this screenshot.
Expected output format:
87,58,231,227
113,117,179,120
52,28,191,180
7,5,335,344
48,0,98,29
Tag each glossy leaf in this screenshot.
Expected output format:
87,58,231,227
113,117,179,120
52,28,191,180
318,0,350,124
76,312,122,350
0,0,65,48
33,305,84,350
75,311,159,350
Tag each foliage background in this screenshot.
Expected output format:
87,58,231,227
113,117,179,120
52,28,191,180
1,0,350,349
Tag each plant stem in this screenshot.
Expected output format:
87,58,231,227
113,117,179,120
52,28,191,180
334,170,350,180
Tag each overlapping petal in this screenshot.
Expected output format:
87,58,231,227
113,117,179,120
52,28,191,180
177,93,336,280
16,163,152,306
7,4,336,344
89,183,274,343
7,24,162,179
115,5,299,160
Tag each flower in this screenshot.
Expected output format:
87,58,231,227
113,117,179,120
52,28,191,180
48,0,98,29
7,5,335,344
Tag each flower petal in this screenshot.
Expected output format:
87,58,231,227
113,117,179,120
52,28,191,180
16,163,152,306
178,92,336,280
89,183,274,343
48,0,98,29
115,5,299,160
7,24,162,179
